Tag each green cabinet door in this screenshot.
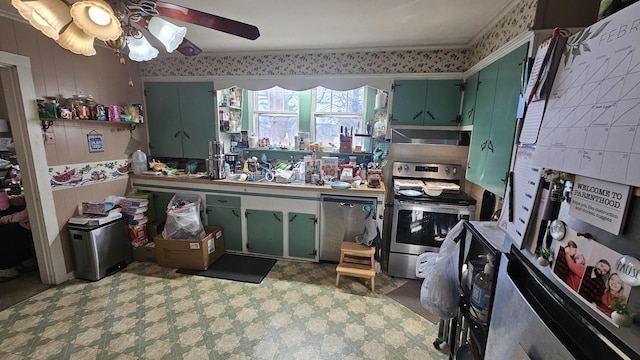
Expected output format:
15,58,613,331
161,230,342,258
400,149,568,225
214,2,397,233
151,191,175,224
483,43,528,197
466,43,528,198
145,82,217,158
246,209,283,256
391,80,462,126
206,194,242,251
178,82,217,159
425,79,462,126
390,80,428,126
461,72,479,126
288,212,316,259
467,62,498,186
145,82,183,158
207,206,242,251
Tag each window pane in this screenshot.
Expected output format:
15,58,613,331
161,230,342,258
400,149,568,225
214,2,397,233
315,87,364,113
257,115,298,148
315,116,362,148
255,87,299,112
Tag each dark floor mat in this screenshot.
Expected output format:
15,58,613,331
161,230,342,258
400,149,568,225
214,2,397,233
176,254,276,284
387,279,440,324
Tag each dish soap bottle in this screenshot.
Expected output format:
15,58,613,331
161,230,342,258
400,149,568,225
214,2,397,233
470,254,494,323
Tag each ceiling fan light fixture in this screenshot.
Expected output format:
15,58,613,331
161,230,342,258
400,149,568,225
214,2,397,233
147,17,187,53
70,0,121,41
127,35,159,62
56,22,96,56
11,0,72,40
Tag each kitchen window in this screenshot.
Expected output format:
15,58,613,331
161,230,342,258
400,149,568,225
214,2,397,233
313,87,365,147
252,87,299,148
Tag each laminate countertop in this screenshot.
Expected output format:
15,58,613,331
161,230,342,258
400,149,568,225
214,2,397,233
129,174,386,195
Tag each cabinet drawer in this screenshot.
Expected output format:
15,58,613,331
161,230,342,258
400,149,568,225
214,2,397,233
206,194,241,207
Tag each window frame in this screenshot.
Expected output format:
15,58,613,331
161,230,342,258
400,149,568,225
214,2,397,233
311,86,367,143
251,87,300,144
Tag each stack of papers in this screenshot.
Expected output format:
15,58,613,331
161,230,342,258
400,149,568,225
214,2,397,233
69,211,122,226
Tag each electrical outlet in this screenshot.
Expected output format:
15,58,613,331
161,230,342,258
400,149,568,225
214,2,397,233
46,132,55,144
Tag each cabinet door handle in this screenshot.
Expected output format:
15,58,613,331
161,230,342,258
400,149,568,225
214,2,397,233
309,249,317,257
480,140,488,151
245,210,251,217
273,213,281,222
487,140,494,153
218,199,228,203
174,131,181,138
232,209,239,217
467,107,474,118
412,111,423,120
247,243,252,250
183,131,190,139
289,214,297,223
426,111,435,120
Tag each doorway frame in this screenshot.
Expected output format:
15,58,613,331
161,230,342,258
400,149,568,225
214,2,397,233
1,51,68,284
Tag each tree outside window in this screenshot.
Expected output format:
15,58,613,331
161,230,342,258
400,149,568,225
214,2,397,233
253,87,299,147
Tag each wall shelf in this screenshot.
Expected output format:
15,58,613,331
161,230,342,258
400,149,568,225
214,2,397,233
39,118,143,131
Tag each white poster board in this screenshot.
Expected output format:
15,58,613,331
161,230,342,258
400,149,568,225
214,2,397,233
569,175,631,235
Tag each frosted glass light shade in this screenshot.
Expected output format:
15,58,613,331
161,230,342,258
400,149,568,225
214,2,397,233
56,22,96,56
127,35,159,62
148,17,186,53
70,0,121,41
11,0,72,40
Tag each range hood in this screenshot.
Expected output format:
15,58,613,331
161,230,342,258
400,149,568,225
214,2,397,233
390,128,469,145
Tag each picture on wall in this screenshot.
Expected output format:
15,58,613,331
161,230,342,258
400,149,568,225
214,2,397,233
552,225,632,326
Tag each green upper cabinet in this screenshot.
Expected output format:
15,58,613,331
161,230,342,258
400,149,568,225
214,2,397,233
466,43,529,197
390,79,462,126
145,82,217,159
460,72,479,126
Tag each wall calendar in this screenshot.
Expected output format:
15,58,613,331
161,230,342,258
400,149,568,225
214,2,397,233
532,2,640,187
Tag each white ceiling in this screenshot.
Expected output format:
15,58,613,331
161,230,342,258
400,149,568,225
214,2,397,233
1,0,520,56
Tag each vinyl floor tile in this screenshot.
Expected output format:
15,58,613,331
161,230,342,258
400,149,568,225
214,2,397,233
0,261,448,359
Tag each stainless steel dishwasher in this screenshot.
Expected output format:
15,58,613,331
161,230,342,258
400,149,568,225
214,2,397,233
320,194,376,262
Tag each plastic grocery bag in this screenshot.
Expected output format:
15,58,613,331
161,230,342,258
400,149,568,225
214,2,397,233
419,220,465,320
162,193,206,240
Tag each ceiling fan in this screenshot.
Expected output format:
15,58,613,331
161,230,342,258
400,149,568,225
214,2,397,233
11,0,260,60
106,0,260,58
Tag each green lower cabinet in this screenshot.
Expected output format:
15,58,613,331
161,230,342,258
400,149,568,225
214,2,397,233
151,191,175,224
207,205,242,251
288,212,317,259
246,209,284,256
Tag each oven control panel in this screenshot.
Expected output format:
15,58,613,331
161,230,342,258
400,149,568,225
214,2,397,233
392,162,463,180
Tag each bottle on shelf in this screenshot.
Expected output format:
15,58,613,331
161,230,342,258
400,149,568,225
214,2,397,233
470,254,494,323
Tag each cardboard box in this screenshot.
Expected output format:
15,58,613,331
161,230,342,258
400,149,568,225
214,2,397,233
132,242,156,263
155,226,225,270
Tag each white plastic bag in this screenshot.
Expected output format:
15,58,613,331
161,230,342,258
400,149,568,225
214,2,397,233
419,220,465,319
162,194,206,239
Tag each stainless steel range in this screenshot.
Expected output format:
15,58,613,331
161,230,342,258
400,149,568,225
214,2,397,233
388,162,476,279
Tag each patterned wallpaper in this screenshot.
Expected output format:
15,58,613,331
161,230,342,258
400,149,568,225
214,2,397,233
466,0,538,67
140,0,537,77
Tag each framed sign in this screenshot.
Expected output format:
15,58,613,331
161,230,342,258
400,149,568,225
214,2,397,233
87,131,104,153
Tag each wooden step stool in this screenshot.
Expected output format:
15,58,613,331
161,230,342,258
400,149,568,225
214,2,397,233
336,241,376,291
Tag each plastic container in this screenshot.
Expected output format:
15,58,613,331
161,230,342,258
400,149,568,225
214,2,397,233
470,254,494,323
132,150,148,174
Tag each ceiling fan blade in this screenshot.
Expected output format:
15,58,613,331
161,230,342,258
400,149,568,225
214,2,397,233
176,38,202,56
155,1,260,41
